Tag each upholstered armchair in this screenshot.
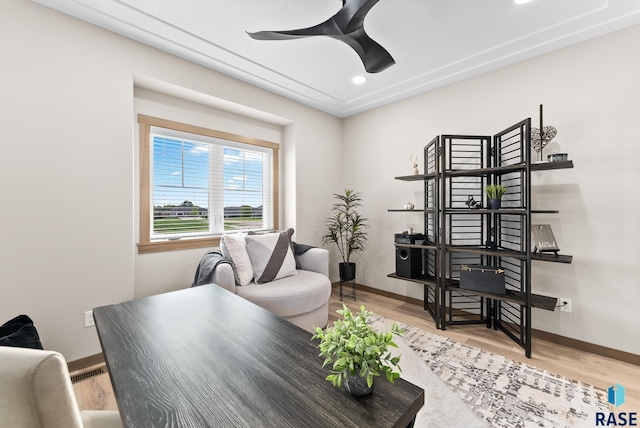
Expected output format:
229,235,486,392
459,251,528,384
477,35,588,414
188,231,331,334
0,346,122,428
210,246,332,333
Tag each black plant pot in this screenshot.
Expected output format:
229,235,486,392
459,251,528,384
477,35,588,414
487,199,501,210
339,262,356,281
345,374,372,396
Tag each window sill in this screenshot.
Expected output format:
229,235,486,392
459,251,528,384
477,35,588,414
137,237,221,254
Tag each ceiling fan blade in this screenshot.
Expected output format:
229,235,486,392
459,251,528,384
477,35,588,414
334,0,381,33
341,27,395,73
247,0,395,73
247,20,341,40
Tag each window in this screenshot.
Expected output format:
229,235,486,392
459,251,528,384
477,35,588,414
138,115,279,253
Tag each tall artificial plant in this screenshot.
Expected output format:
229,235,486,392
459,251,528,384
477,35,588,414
322,189,369,264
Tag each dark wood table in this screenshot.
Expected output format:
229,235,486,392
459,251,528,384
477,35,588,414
94,285,424,428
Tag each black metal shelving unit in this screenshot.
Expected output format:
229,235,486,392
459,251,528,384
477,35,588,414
388,118,574,357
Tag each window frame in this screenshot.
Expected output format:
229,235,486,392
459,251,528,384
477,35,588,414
137,114,279,254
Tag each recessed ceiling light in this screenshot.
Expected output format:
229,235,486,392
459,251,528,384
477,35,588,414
352,76,367,85
514,0,532,4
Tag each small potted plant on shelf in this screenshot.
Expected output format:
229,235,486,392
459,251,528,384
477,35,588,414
485,184,507,210
322,189,369,281
312,304,404,396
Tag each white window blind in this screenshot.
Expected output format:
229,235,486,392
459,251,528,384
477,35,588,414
150,127,274,240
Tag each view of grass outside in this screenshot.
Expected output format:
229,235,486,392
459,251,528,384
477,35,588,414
153,217,209,234
223,217,263,231
153,216,263,234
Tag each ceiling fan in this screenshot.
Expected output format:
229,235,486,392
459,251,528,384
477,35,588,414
247,0,395,73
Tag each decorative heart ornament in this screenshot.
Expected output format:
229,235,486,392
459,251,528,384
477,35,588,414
531,126,557,153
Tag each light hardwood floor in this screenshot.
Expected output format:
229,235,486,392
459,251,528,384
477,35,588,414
72,363,118,411
73,285,640,413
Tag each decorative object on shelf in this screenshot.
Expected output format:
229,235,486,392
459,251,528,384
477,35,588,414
410,154,419,175
403,202,415,210
394,233,425,279
248,0,395,74
322,189,369,282
547,153,568,162
531,104,558,162
485,184,507,210
465,195,482,209
531,224,560,255
394,233,426,244
312,304,404,395
396,246,421,279
407,226,413,234
459,265,506,294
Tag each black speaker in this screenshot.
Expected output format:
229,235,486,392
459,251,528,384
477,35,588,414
395,246,421,279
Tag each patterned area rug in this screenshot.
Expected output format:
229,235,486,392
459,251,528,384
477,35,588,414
368,314,610,427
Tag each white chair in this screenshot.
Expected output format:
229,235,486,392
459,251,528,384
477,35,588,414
0,346,122,428
210,247,332,333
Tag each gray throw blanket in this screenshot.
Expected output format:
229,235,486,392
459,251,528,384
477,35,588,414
292,242,314,255
292,242,313,269
191,250,233,287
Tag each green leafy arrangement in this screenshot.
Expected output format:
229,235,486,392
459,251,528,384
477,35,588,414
485,184,508,200
312,305,404,388
321,189,369,264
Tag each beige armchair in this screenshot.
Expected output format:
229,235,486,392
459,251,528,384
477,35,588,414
0,346,122,428
209,247,332,333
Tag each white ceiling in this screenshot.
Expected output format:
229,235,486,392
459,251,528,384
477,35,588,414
33,0,640,118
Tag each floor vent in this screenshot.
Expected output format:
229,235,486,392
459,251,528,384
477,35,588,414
70,365,106,384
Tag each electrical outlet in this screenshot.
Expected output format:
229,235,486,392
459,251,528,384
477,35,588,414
560,298,572,313
84,310,95,328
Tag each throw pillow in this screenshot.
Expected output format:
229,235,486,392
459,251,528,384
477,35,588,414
220,233,254,286
0,315,44,349
245,228,297,285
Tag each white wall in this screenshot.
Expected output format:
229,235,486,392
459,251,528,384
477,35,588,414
343,25,640,355
0,0,342,361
